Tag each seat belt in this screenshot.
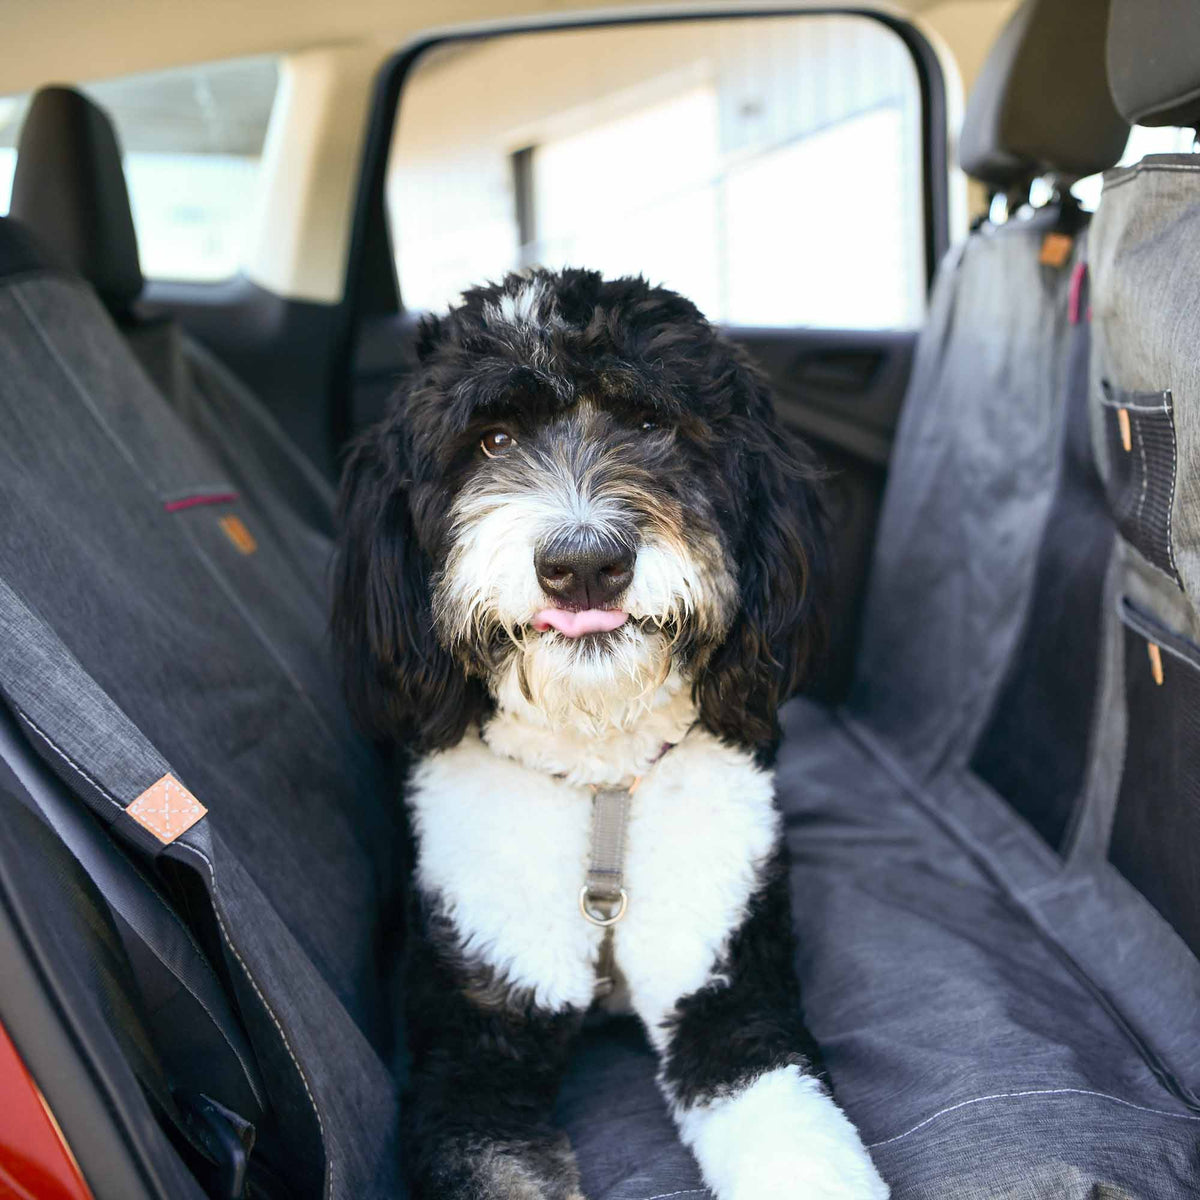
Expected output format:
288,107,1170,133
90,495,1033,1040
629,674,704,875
0,703,266,1114
0,578,265,1198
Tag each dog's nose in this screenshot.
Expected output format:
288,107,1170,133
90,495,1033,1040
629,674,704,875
535,533,635,609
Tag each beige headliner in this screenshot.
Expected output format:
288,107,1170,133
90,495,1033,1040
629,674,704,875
0,0,1006,95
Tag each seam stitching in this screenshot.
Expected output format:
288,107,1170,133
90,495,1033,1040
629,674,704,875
15,706,128,812
1134,409,1150,546
868,1087,1200,1150
184,843,331,1199
1162,394,1181,583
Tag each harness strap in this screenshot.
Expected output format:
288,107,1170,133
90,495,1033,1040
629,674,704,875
581,782,636,999
577,738,683,997
581,782,637,923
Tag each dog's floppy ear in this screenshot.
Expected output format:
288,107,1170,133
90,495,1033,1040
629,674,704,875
694,355,829,759
331,420,483,751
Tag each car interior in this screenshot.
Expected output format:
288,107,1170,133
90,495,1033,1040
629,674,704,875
1,0,1199,1196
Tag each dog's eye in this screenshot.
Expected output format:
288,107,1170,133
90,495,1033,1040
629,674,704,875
640,418,658,432
480,428,517,458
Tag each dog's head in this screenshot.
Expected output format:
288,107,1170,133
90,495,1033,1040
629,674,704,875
333,269,826,758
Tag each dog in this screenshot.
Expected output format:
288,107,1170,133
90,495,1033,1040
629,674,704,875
333,268,889,1200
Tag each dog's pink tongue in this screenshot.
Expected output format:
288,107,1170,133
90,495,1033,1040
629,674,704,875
532,608,628,637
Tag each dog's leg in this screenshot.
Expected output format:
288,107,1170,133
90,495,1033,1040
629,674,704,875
403,898,587,1200
653,853,889,1200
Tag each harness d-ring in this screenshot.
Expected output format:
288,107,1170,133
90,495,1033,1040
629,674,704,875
579,885,628,927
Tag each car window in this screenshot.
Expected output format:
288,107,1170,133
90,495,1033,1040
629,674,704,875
0,95,24,212
0,56,278,283
387,17,925,330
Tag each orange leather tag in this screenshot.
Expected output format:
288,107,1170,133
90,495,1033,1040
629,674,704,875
127,773,207,844
219,514,257,555
1147,642,1165,687
1117,407,1133,452
1039,232,1074,268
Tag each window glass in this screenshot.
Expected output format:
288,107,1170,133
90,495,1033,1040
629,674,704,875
0,56,278,282
1071,125,1196,210
0,95,27,213
388,17,925,329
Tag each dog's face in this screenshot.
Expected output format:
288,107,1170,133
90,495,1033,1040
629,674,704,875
333,269,826,756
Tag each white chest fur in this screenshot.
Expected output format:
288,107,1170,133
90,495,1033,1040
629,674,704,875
408,728,779,1034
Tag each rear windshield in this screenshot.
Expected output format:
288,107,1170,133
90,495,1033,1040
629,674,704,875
0,55,279,283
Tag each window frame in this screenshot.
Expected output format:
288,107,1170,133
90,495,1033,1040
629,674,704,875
333,7,948,439
346,8,947,315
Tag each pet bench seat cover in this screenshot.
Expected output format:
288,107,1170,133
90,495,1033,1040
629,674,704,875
555,190,1200,1199
4,200,1196,1199
555,695,1200,1200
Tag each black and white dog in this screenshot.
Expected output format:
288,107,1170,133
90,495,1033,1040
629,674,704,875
333,269,888,1199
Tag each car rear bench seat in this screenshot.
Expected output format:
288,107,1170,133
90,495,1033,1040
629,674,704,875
754,2,1200,1196
0,215,407,1198
556,1,1200,1196
3,1,1200,1198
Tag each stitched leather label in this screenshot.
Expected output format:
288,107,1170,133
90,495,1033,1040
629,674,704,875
1039,231,1074,268
219,514,257,556
127,773,207,843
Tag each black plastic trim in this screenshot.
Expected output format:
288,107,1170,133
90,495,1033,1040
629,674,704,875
142,276,340,478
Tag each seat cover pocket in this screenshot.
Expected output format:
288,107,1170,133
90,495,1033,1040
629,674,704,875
1110,598,1200,960
1101,382,1182,586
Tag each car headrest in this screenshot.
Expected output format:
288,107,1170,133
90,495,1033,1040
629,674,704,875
959,0,1129,189
9,86,143,313
1107,0,1200,128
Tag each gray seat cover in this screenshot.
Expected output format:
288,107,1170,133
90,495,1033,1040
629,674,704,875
0,257,404,1199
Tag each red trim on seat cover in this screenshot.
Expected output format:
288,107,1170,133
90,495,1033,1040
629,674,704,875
163,492,239,513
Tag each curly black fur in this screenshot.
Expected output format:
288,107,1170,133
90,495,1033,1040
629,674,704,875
333,268,837,1196
660,848,825,1108
403,890,586,1200
332,267,827,759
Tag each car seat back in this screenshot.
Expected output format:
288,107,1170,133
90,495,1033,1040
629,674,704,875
0,214,403,1199
9,85,337,551
1086,0,1200,978
848,0,1127,787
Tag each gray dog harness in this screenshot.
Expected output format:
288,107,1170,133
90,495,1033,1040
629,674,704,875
578,740,678,996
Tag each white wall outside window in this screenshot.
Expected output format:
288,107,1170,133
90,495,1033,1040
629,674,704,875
388,17,925,330
0,56,278,282
1069,125,1197,211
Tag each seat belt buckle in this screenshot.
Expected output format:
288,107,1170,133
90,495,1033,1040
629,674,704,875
178,1091,256,1200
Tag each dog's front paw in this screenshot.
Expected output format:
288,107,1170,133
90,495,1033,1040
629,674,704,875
677,1066,889,1200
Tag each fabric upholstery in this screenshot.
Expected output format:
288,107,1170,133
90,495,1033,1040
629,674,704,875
1107,0,1200,127
0,217,402,1198
3,10,1200,1188
1088,154,1200,1005
849,205,1077,781
958,0,1128,187
8,86,334,540
9,88,144,311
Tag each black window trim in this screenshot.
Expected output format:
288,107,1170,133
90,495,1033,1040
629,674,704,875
332,6,949,447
